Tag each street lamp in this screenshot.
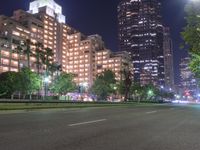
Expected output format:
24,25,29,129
44,76,50,83
44,76,50,100
148,90,154,97
114,86,117,90
79,82,88,94
82,82,88,88
175,94,181,99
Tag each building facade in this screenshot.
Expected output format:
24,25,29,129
96,50,132,81
0,0,132,87
64,34,132,86
163,27,174,89
118,0,165,86
180,57,197,94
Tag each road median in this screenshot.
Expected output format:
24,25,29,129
0,101,160,111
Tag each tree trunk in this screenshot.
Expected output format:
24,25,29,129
137,95,140,103
37,62,40,74
29,94,32,100
124,86,130,102
27,54,30,69
18,92,21,100
37,91,39,100
18,57,20,72
124,92,128,102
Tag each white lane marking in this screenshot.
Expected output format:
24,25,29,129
68,119,107,127
146,111,157,114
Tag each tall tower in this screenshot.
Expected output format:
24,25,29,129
27,0,68,64
163,27,174,89
118,0,164,86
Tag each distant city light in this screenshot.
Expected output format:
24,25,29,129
175,94,181,99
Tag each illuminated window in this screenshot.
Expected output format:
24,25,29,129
2,67,9,71
32,27,37,32
1,50,9,57
12,31,20,36
24,30,30,34
2,59,9,65
16,27,23,31
10,68,18,72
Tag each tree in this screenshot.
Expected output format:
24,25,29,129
13,45,24,72
120,68,133,101
41,47,54,98
23,39,33,69
117,81,126,96
0,71,20,98
130,83,144,102
50,73,76,95
182,1,200,55
182,1,200,78
91,70,116,100
42,47,54,73
33,42,44,74
143,84,160,101
19,67,42,99
49,62,62,77
91,78,111,100
101,69,116,84
189,53,200,78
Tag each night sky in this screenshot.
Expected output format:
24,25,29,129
0,0,189,84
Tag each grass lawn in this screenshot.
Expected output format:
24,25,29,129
0,101,158,111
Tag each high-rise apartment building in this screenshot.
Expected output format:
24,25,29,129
64,33,97,87
163,27,174,89
96,50,132,81
0,14,40,73
64,34,132,86
0,0,132,87
118,0,165,86
0,0,75,73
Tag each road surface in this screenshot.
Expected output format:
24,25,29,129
0,104,200,150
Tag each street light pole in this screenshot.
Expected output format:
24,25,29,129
44,76,49,100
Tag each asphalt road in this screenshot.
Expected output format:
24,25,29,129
0,104,200,150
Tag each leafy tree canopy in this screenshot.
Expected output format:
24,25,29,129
19,67,42,95
182,1,200,80
189,53,200,78
91,70,116,100
0,71,20,96
182,1,200,55
50,73,76,95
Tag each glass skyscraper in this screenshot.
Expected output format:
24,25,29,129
118,0,165,86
